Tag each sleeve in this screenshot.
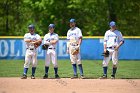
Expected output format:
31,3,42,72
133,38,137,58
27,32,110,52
78,28,82,38
119,32,124,43
67,30,70,40
36,34,41,40
43,35,47,44
24,34,29,40
55,34,59,41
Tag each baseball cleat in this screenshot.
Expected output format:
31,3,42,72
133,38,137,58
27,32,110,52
55,74,60,78
80,75,85,79
43,74,48,79
71,75,78,79
99,75,107,79
21,74,27,79
111,75,115,79
31,75,35,79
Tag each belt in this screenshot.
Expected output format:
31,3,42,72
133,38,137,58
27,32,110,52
107,47,115,49
48,48,55,49
27,48,34,50
70,44,78,46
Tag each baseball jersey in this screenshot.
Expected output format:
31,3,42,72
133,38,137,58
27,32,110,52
104,30,124,47
24,33,41,49
43,33,59,48
67,27,82,41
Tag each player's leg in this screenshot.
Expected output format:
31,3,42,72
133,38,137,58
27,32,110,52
21,50,31,79
100,52,112,79
69,46,78,78
77,54,84,79
31,52,38,79
111,50,118,79
51,50,59,78
43,50,51,79
70,54,78,79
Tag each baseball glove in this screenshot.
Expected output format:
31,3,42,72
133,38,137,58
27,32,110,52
71,46,79,55
101,50,109,57
34,41,42,48
42,44,49,50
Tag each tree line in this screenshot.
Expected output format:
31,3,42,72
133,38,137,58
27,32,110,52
0,0,139,36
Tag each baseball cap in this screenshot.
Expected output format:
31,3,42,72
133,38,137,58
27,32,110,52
109,21,116,27
70,18,76,23
48,24,55,28
28,24,35,28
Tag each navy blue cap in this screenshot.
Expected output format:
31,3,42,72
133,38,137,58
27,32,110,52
109,21,116,27
70,18,76,23
48,24,55,28
28,24,35,28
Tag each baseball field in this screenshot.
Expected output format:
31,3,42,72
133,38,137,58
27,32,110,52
0,60,140,93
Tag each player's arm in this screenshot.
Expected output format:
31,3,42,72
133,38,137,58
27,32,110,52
50,34,59,44
66,40,70,54
32,35,42,44
34,38,42,44
103,43,107,53
118,41,124,47
115,41,124,51
50,39,58,44
24,34,32,43
115,32,124,51
103,31,108,52
78,29,83,46
66,32,70,53
78,36,82,45
24,39,32,43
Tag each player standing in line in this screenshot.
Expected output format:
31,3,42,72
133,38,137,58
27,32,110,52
100,21,124,79
67,18,84,79
43,24,59,79
21,24,42,79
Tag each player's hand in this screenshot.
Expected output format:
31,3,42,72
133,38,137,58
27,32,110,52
31,41,36,44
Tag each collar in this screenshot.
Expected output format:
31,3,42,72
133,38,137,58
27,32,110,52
70,27,76,30
30,33,35,35
49,32,54,35
110,29,117,32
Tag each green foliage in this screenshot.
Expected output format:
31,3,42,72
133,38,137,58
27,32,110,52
0,0,139,36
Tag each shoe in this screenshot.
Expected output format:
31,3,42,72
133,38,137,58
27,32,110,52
55,74,60,78
21,74,27,79
80,75,85,79
99,75,107,79
111,75,115,79
71,75,78,79
31,75,35,79
43,74,48,79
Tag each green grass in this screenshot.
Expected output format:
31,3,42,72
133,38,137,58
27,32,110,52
0,60,140,79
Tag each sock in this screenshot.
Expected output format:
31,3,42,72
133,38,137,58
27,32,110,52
103,67,108,76
45,66,49,74
23,68,28,75
54,67,58,75
112,67,117,75
32,67,36,76
72,64,77,75
78,64,84,76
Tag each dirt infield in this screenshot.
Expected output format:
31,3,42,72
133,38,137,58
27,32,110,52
0,78,140,93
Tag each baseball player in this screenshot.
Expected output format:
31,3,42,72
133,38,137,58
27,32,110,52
100,21,124,79
67,18,84,79
43,24,59,79
21,24,42,79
